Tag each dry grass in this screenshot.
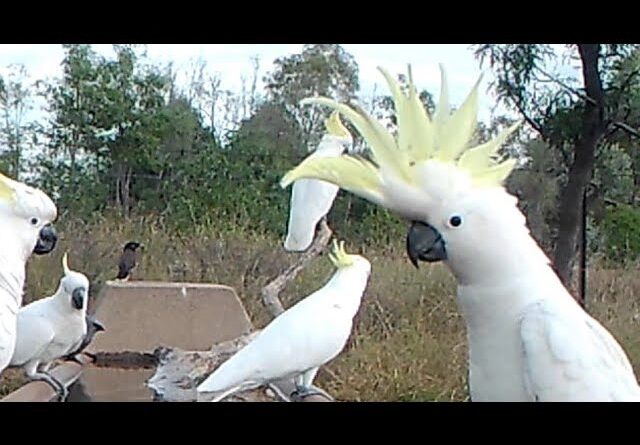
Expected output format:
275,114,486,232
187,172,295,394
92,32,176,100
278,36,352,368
2,216,639,401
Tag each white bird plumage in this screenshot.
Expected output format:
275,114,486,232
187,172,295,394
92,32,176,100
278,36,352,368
197,240,371,401
284,112,355,252
9,253,90,401
281,65,640,401
0,171,58,374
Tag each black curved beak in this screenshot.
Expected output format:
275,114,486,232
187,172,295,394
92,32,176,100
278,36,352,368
92,319,106,332
406,221,447,268
33,223,58,255
72,288,85,310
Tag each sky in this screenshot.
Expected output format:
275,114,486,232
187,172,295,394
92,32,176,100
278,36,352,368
0,44,582,127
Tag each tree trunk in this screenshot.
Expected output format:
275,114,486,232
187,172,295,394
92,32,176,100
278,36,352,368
123,166,132,218
633,164,640,205
552,44,606,301
12,124,21,181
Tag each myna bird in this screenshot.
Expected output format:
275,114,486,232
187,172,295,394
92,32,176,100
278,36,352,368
116,241,143,281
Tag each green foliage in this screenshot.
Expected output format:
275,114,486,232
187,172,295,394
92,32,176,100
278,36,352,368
507,139,563,252
0,64,36,180
593,143,635,204
600,204,640,264
264,44,360,148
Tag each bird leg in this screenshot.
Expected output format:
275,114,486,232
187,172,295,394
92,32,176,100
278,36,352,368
26,361,69,402
83,352,98,362
65,354,84,365
290,385,333,401
290,368,333,401
33,372,68,401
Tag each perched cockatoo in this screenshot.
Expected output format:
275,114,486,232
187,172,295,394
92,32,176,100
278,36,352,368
197,240,371,402
10,253,90,401
0,171,58,374
284,111,354,252
280,65,640,401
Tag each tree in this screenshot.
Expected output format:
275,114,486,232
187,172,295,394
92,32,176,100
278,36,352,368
474,44,639,299
39,44,176,217
0,64,38,180
96,44,171,216
603,47,640,205
264,44,359,149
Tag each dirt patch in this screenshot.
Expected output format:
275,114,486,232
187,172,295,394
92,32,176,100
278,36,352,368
92,351,157,369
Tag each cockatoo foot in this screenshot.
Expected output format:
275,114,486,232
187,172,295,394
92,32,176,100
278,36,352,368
290,386,333,402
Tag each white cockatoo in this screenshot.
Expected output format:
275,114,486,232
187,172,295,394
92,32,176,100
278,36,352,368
284,111,354,252
10,253,90,401
0,171,58,374
280,65,640,401
197,240,371,402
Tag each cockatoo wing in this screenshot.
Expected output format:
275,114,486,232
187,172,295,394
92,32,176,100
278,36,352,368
284,178,340,252
520,299,640,401
198,294,349,394
0,298,18,370
10,314,55,367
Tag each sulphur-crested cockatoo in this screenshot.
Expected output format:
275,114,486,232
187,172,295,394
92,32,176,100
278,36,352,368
281,65,640,402
10,253,90,401
0,171,58,374
284,111,354,252
197,240,371,402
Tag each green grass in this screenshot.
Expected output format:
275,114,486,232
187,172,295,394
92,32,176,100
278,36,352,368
2,216,639,401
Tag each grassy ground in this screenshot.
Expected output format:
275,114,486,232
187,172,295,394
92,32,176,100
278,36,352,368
1,217,639,401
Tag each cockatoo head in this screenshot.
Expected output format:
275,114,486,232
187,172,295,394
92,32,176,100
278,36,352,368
0,171,58,261
58,253,90,311
328,239,371,279
281,65,544,285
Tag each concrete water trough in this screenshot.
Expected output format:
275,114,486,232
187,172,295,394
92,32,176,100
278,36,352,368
1,281,333,402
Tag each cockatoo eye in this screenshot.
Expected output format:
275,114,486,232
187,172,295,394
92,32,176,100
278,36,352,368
30,217,39,226
449,215,463,228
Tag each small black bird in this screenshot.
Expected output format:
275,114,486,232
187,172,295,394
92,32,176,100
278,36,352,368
116,241,143,281
65,315,106,364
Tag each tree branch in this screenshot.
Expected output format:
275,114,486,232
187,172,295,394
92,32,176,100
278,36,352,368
533,65,598,106
260,219,333,318
511,98,547,139
612,121,640,139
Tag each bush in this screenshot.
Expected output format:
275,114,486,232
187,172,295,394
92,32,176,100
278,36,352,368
600,204,640,264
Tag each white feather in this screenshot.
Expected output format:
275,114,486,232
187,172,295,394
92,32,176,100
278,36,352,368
284,133,352,252
519,298,640,401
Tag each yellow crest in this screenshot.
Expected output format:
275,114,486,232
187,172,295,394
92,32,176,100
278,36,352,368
0,171,16,203
328,239,355,269
281,65,521,193
62,252,70,275
324,111,350,138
